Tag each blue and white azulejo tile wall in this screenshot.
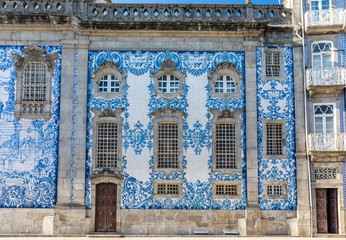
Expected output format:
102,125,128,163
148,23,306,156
256,46,297,210
86,50,247,210
0,45,61,208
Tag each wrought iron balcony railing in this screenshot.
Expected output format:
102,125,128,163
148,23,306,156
305,9,345,28
306,67,346,88
309,133,346,152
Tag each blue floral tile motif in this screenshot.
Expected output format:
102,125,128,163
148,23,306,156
0,45,61,208
256,46,297,210
86,50,247,210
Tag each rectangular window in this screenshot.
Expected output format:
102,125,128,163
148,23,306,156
23,62,47,101
157,184,179,195
215,184,237,195
97,122,118,168
265,52,281,77
266,123,283,155
267,185,283,196
216,123,236,169
157,122,179,168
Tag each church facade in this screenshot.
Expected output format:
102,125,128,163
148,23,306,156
0,0,344,236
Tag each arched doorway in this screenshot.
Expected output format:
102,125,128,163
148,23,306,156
95,183,117,232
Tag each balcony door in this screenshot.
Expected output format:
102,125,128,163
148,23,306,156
310,0,330,10
312,42,333,69
316,188,338,233
314,104,335,134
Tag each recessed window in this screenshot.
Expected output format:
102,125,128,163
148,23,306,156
152,60,185,99
216,123,236,169
158,122,179,169
12,44,58,120
157,184,179,194
314,104,334,133
266,123,283,155
267,185,283,196
99,74,120,93
22,62,48,101
215,184,237,195
310,0,330,10
97,122,118,168
157,75,180,93
265,52,281,77
215,75,236,93
312,42,333,68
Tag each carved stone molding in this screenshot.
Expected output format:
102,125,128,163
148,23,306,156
90,168,124,182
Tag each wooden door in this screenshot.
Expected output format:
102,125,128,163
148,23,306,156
316,188,328,233
95,183,117,232
327,189,338,234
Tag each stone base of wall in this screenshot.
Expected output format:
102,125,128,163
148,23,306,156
0,208,298,236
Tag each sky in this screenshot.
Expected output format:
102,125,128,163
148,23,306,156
111,0,282,4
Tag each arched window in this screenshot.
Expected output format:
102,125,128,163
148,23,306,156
92,61,126,99
152,60,185,99
312,42,333,68
12,44,58,120
22,62,48,101
208,62,242,99
98,74,120,93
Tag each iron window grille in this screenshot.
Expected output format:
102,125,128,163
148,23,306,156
266,123,283,155
157,184,179,194
265,52,281,77
215,184,237,195
157,122,179,169
216,123,236,169
267,185,283,196
97,121,118,168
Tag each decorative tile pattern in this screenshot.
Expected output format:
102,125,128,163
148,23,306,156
86,50,247,210
256,47,297,210
0,45,61,208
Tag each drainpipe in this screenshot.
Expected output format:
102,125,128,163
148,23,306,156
298,1,313,237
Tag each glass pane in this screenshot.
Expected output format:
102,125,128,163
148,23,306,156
311,1,318,10
312,55,321,68
322,54,332,68
315,117,323,133
321,0,329,9
326,117,334,133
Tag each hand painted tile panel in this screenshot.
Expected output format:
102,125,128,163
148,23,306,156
86,50,246,210
0,45,61,208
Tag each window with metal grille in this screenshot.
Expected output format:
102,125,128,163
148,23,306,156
266,123,283,155
22,62,47,101
216,123,236,169
265,52,281,77
267,185,283,196
98,74,120,93
157,75,180,93
215,75,236,93
215,184,237,195
157,184,179,194
157,122,179,168
315,168,337,180
97,122,118,168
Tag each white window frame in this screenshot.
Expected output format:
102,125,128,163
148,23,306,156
310,0,330,10
152,60,185,100
313,103,336,134
311,41,334,68
92,61,126,99
98,74,121,94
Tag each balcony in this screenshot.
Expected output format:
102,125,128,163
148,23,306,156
309,133,346,153
305,9,345,33
306,67,346,95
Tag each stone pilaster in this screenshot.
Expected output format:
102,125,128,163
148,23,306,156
56,41,76,207
244,41,262,235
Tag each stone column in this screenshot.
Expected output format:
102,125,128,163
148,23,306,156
243,41,262,236
72,40,90,207
56,41,76,207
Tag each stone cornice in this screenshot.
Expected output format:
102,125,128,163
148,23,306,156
0,0,293,31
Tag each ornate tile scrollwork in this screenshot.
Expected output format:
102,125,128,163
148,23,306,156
0,45,61,208
315,168,337,180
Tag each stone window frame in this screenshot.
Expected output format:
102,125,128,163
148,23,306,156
211,180,242,200
152,179,184,199
208,62,243,100
262,180,288,200
152,108,185,175
91,108,124,172
12,44,58,121
210,109,243,175
151,60,186,100
91,61,126,99
261,48,285,81
262,119,287,159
